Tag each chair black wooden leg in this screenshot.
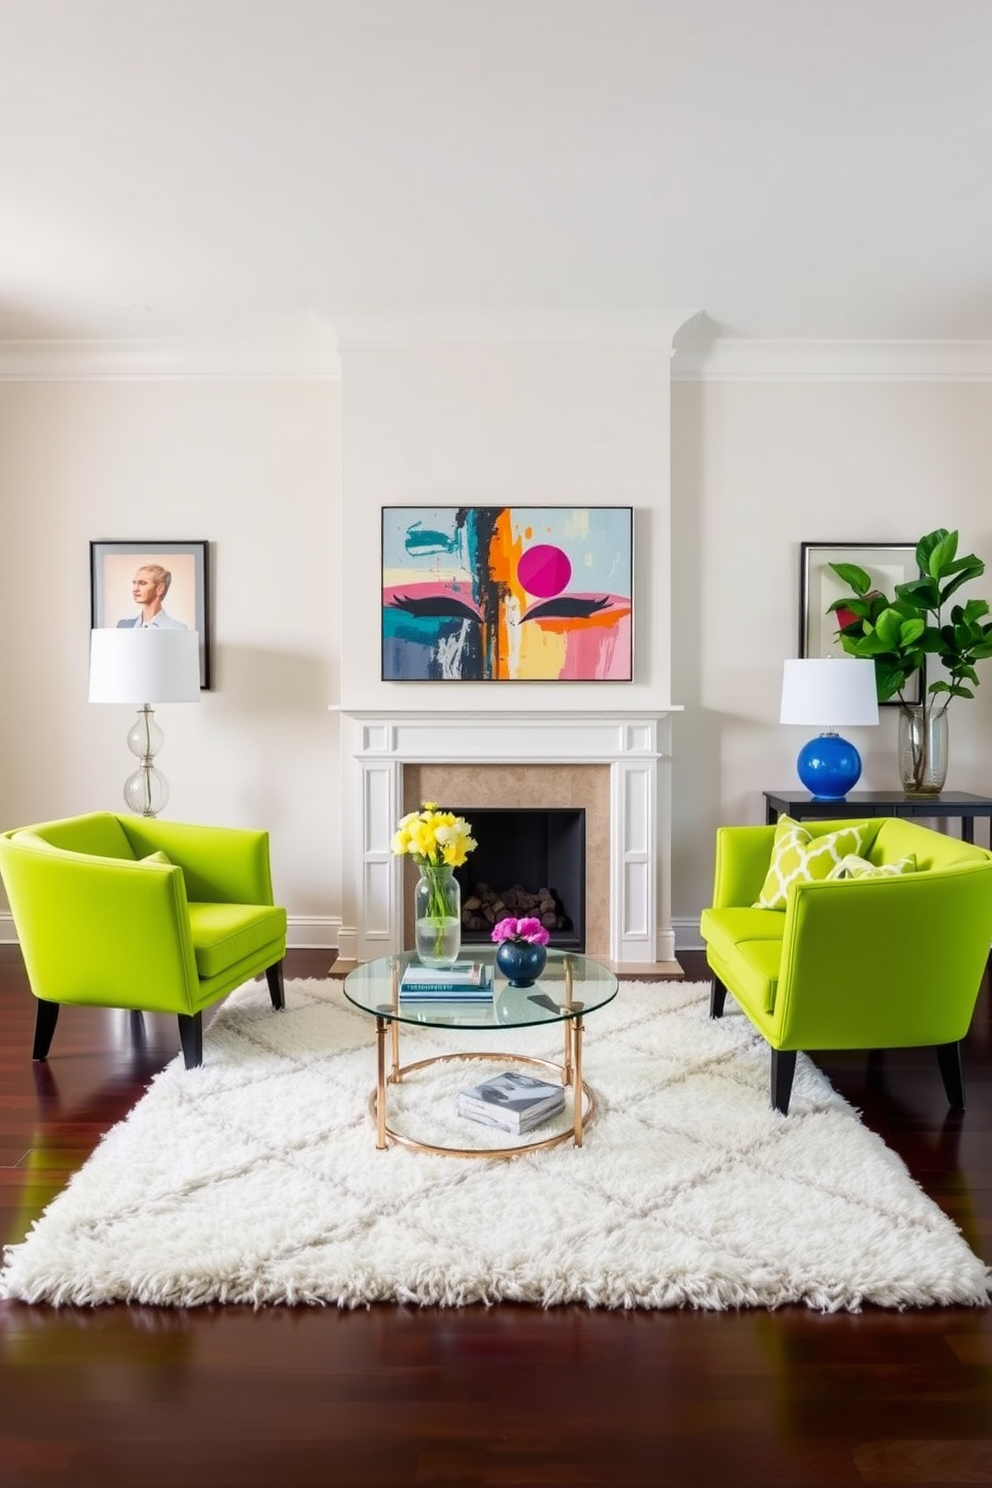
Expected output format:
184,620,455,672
177,1012,203,1069
709,976,728,1019
265,959,285,1011
32,999,60,1060
935,1041,965,1109
771,1049,797,1115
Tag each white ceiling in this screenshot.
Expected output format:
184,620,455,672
3,0,992,348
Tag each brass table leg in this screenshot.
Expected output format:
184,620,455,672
572,1011,585,1147
375,1015,387,1150
562,955,575,1086
390,960,401,1082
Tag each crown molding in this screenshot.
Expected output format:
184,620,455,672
671,338,992,382
0,312,698,379
4,330,992,383
329,309,701,351
0,334,341,381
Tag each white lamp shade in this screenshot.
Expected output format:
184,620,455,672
780,658,879,728
89,628,202,704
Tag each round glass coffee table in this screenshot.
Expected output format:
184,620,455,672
342,948,619,1159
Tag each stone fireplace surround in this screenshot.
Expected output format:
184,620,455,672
338,710,677,970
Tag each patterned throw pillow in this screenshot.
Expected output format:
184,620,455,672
753,816,871,909
827,853,917,880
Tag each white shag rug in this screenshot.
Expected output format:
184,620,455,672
2,979,989,1312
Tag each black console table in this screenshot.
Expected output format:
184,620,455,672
763,789,992,845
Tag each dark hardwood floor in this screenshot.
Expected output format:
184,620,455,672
1,944,990,1488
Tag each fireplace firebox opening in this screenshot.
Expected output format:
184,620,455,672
452,807,585,951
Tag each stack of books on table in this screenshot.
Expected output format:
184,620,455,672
457,1069,566,1134
399,961,493,1000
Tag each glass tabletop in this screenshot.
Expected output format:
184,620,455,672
342,948,619,1030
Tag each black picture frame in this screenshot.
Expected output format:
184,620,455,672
90,540,211,689
798,541,924,707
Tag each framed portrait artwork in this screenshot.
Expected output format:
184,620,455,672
799,541,924,706
381,506,634,681
90,540,211,689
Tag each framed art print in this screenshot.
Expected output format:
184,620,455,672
90,539,211,689
381,506,633,681
799,541,923,706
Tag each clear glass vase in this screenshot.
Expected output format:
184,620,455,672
898,704,949,796
414,865,462,968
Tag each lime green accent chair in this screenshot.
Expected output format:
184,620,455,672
0,813,287,1069
700,816,992,1114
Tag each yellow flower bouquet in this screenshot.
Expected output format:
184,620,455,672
392,802,477,964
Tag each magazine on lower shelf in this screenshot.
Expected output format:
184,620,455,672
456,1069,566,1133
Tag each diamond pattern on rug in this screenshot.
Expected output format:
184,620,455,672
2,979,988,1311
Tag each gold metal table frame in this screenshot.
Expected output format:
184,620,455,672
346,953,616,1160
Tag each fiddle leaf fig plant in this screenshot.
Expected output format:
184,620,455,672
826,529,992,792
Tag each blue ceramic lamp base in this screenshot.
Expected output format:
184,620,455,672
795,731,863,801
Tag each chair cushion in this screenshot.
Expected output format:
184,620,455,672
187,903,287,980
700,907,786,1013
827,853,918,880
753,816,871,909
140,850,173,866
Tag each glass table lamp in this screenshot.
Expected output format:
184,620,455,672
88,628,202,816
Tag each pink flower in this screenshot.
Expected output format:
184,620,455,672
491,915,551,947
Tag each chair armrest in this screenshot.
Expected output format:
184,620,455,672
772,864,992,1049
711,826,776,909
119,818,276,905
0,840,201,1013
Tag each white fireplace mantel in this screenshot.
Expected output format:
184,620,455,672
335,708,680,968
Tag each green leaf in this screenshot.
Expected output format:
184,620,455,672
828,562,872,594
895,576,939,610
873,608,906,646
927,529,959,577
939,562,984,606
939,554,982,580
917,529,952,572
826,597,871,619
874,661,909,701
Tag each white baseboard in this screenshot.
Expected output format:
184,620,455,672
286,916,341,949
673,916,703,953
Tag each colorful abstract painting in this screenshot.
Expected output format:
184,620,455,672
382,507,633,681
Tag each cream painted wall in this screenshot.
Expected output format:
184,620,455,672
671,379,992,940
0,379,341,945
3,371,992,953
337,337,674,711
